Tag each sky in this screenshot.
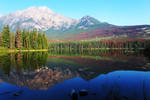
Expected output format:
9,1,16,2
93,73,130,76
0,0,150,26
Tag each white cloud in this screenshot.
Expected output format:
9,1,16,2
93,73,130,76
0,14,2,17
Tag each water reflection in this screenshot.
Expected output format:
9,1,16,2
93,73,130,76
49,49,144,57
0,52,97,90
0,66,95,90
0,71,150,100
0,50,150,92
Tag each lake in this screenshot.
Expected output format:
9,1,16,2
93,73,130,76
0,50,150,100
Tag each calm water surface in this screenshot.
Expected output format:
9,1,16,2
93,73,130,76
0,50,150,100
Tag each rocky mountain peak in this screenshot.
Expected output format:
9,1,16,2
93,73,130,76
81,15,92,20
26,6,54,14
0,6,110,32
76,15,101,29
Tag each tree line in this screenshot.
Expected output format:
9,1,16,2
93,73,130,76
49,39,150,51
0,25,48,50
1,25,150,51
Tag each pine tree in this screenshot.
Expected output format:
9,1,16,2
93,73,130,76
22,30,28,49
22,30,31,49
42,34,48,49
1,25,10,48
15,27,22,49
0,35,2,46
30,30,38,49
37,33,42,49
26,31,31,49
10,33,15,49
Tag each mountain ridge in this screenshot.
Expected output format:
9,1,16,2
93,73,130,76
0,6,110,32
0,6,150,40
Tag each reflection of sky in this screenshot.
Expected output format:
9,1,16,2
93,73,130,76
90,71,150,100
0,71,150,100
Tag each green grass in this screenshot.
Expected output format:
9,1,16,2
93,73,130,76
0,46,48,53
0,46,9,50
0,46,10,52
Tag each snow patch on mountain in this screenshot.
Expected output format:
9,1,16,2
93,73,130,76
0,6,106,32
0,6,78,31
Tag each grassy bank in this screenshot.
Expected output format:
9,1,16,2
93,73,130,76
0,47,48,53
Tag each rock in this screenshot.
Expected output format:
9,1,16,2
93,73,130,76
70,89,78,100
13,90,23,96
13,93,19,96
79,89,88,96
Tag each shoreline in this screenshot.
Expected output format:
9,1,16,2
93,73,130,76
0,49,48,53
0,48,144,53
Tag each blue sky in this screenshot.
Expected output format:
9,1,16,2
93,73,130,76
0,0,150,25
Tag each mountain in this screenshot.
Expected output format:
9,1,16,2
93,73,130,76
77,16,112,29
0,6,110,32
0,6,78,31
76,15,112,29
0,6,150,40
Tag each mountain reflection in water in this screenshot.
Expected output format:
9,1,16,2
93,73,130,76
0,66,94,90
0,71,150,100
0,50,150,100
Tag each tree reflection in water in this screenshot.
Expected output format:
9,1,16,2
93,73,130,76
0,50,150,100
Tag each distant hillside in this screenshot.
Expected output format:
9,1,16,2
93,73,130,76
62,25,150,41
